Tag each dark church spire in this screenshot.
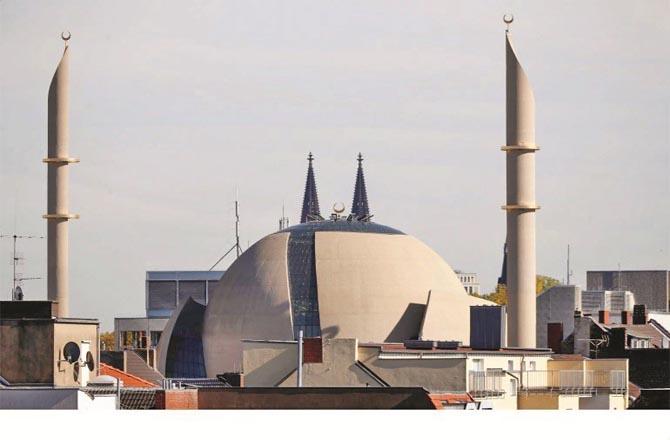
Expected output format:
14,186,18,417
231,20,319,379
351,153,371,221
497,242,508,286
300,152,321,223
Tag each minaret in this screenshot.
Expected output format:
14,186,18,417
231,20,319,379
44,32,79,317
300,152,321,223
502,16,538,348
350,153,370,221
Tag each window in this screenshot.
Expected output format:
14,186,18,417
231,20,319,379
529,361,537,371
472,359,484,371
507,360,514,372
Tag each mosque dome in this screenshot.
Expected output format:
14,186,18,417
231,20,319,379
157,153,492,378
200,218,492,374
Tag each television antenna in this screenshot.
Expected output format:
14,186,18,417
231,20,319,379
577,335,609,359
278,203,289,231
566,244,573,285
209,191,244,270
1,234,44,300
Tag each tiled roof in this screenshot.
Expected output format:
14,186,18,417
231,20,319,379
606,324,665,348
99,363,158,388
429,393,475,409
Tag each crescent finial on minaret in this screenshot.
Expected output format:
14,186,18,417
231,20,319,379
61,31,71,46
503,14,514,32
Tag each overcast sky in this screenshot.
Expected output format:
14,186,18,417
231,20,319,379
1,0,668,330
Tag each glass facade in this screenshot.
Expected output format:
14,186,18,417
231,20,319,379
165,298,207,378
287,229,321,338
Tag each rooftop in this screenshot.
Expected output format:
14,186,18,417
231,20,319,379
99,363,158,388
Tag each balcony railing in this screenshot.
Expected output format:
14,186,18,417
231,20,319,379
468,370,507,398
468,370,626,397
517,370,626,394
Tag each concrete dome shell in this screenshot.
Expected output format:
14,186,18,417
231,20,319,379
202,221,492,374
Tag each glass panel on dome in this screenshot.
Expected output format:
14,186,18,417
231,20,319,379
287,230,321,338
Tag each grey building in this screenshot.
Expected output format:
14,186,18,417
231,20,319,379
114,271,224,350
536,285,582,348
587,270,669,312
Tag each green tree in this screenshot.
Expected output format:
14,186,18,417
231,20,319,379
477,275,560,305
100,331,115,351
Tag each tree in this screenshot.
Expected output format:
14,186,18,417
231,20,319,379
478,275,560,306
100,331,115,351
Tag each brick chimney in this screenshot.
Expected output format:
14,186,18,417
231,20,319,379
598,310,610,325
621,310,632,325
633,304,647,325
547,322,563,353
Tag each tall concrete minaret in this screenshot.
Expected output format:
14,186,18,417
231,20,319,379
502,16,538,348
44,32,79,317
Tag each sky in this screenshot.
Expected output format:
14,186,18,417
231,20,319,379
1,0,668,331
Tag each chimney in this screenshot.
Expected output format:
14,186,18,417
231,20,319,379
621,310,632,325
609,327,627,356
633,304,647,325
547,322,563,353
598,310,610,325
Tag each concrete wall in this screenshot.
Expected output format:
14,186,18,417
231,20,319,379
280,339,379,387
0,320,53,384
242,341,297,386
53,322,99,386
536,285,580,348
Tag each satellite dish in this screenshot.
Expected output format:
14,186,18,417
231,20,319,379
63,342,80,363
86,351,95,371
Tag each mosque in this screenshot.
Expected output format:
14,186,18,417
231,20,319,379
157,153,493,377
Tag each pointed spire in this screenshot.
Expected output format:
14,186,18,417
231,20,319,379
351,153,370,221
300,152,321,223
497,242,508,286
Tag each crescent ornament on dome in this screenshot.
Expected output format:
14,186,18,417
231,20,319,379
61,31,71,45
333,203,345,214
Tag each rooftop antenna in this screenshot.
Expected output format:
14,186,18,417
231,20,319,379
279,203,290,231
1,234,45,300
566,244,573,285
209,190,244,270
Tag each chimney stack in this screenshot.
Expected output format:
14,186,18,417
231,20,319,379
633,305,647,325
621,310,632,325
503,17,538,348
598,310,610,325
44,33,78,317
